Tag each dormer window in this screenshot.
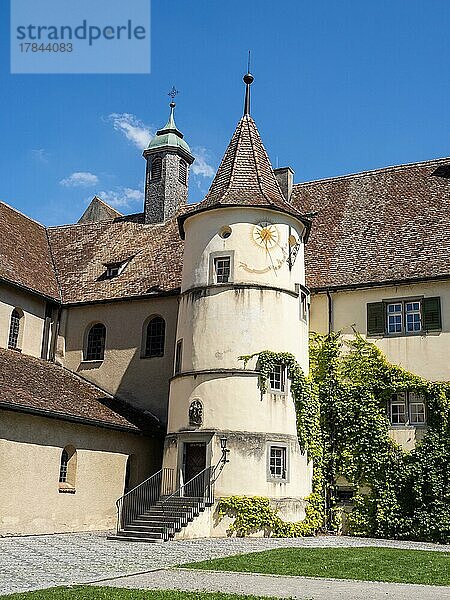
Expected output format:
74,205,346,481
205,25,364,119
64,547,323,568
103,259,130,279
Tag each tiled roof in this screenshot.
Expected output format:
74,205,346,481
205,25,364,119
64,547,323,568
291,158,450,290
0,348,161,433
47,214,183,304
0,202,60,300
179,115,306,236
3,158,450,304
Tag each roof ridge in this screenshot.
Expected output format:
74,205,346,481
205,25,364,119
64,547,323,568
222,118,243,203
246,116,270,204
45,228,62,302
295,156,450,188
47,212,145,231
0,200,46,229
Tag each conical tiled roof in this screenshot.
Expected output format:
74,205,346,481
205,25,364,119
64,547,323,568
202,114,286,207
179,113,309,237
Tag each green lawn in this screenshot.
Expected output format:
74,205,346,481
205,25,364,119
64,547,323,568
182,546,450,586
1,588,279,600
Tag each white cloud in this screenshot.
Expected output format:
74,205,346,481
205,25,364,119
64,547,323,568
108,113,153,150
31,148,50,163
99,187,144,209
60,171,99,187
191,147,215,178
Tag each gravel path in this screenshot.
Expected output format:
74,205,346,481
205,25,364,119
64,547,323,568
0,532,449,596
97,568,450,600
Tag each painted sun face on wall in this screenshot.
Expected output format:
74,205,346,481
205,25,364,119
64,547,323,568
252,221,280,250
239,220,286,274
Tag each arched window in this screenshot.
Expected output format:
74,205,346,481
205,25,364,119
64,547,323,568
8,308,23,350
59,445,77,491
151,156,162,181
179,159,187,185
59,448,69,482
145,316,165,357
84,323,106,361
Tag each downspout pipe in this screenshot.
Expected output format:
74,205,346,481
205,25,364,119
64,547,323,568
326,289,333,334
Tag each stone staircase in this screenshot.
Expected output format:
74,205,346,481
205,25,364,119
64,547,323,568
109,495,212,543
108,465,218,543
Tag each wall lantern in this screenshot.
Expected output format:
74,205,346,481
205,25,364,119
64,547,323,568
220,436,230,463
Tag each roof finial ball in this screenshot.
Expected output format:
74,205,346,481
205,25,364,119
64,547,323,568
243,70,254,116
243,72,254,85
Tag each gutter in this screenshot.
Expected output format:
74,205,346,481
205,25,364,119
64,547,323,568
310,273,450,294
0,401,153,435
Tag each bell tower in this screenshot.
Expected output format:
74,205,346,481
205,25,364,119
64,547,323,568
143,98,194,224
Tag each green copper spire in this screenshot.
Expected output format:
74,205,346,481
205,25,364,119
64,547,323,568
145,101,192,156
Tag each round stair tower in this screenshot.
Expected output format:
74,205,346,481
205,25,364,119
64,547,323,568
162,72,313,535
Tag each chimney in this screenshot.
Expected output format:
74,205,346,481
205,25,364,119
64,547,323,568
274,167,295,202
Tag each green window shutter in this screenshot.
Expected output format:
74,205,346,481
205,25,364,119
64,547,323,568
422,297,442,332
367,302,385,335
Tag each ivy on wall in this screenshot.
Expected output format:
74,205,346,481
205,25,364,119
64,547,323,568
220,334,450,543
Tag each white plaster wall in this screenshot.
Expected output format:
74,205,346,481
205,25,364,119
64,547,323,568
211,434,312,499
168,374,299,435
0,283,46,357
176,289,308,373
0,410,161,536
61,296,179,422
389,426,427,452
310,280,450,381
182,207,307,292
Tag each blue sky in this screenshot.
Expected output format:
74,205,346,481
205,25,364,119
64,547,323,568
0,0,449,226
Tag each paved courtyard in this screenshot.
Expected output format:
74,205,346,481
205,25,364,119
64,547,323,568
1,532,450,596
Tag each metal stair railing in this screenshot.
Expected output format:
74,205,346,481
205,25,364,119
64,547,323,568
116,467,174,533
160,461,224,541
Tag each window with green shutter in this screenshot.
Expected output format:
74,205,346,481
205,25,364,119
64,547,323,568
422,297,442,332
367,296,442,337
367,302,385,335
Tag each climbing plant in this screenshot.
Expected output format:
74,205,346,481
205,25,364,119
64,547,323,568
220,334,450,543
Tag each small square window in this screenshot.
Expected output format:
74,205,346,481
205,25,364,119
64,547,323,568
269,446,287,479
214,256,231,284
269,365,286,392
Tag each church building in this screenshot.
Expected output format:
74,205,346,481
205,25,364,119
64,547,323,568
1,71,449,539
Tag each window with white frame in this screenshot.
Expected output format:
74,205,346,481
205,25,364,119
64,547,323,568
390,391,426,426
214,256,231,284
387,300,422,335
408,391,426,425
269,446,287,479
390,391,407,424
387,302,403,334
269,364,286,393
405,301,422,333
